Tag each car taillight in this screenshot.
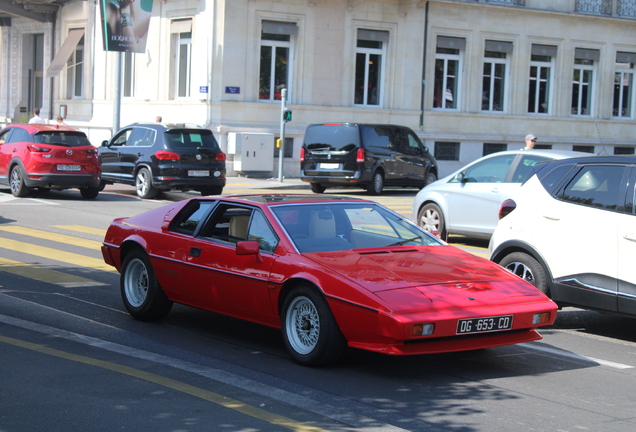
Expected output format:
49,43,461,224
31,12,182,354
498,199,517,220
155,150,180,161
215,152,226,161
300,147,305,162
27,145,51,153
356,148,365,163
87,148,98,155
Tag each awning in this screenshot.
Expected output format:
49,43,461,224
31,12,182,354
171,18,192,34
262,20,298,36
46,28,84,78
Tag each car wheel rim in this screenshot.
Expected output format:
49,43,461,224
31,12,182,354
286,296,320,355
421,209,440,232
504,262,535,286
10,168,21,194
124,258,149,307
136,171,149,196
373,175,382,193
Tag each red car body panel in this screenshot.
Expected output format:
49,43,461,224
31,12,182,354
102,195,557,357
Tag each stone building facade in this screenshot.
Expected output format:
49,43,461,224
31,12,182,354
1,0,635,178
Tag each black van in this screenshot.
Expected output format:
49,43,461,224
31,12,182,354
300,123,437,194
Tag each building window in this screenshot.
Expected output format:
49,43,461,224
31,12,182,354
483,143,507,156
66,35,84,99
274,137,293,158
123,51,135,98
572,49,599,116
171,19,192,99
354,29,388,106
434,36,465,110
259,20,297,101
613,52,635,118
528,44,556,114
573,145,595,153
434,142,460,161
615,146,635,155
482,41,512,112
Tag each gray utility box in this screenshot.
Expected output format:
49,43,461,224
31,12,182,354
227,132,275,172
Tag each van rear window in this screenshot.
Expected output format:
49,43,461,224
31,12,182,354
303,125,360,152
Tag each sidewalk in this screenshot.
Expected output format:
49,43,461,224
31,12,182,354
225,176,309,190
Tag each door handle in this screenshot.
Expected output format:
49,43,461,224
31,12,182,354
189,247,202,257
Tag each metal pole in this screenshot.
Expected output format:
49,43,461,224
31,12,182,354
278,88,287,182
112,52,122,133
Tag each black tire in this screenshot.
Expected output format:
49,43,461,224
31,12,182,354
135,167,159,199
120,249,173,320
499,252,550,296
310,183,326,194
367,171,384,195
417,202,446,238
281,285,346,366
98,180,107,191
80,186,99,199
10,165,30,197
424,171,437,186
201,186,223,196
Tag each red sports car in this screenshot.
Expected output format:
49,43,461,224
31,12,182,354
0,123,101,198
101,195,557,366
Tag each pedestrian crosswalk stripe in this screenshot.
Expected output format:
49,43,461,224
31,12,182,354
0,226,103,250
51,225,107,237
0,257,107,287
0,238,116,273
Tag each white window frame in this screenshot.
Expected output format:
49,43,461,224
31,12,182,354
434,49,463,111
571,59,596,117
354,38,386,107
122,51,135,98
482,53,508,112
259,23,295,102
613,61,635,119
65,36,84,99
175,32,192,98
528,56,555,115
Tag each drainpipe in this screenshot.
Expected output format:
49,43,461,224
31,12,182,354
48,14,56,122
419,1,429,130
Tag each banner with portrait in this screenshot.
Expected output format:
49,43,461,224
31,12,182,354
99,0,154,52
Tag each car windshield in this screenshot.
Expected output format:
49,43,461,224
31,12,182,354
33,131,92,147
164,130,221,151
303,125,360,153
272,202,442,253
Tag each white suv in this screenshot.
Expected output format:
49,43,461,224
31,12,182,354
489,156,636,317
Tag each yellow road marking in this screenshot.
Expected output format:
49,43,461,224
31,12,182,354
0,335,330,432
52,225,107,237
0,226,103,250
0,238,116,273
0,257,106,287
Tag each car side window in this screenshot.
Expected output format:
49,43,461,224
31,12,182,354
560,165,625,211
406,132,422,154
510,155,550,183
201,205,254,244
453,154,516,183
247,211,279,253
0,129,13,145
7,128,31,143
111,129,132,146
130,128,156,147
170,201,217,236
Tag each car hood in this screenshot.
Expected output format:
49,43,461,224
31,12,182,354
303,246,547,310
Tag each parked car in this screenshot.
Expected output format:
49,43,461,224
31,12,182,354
0,123,101,199
99,122,226,199
300,123,438,195
412,149,588,239
102,194,556,366
489,155,636,317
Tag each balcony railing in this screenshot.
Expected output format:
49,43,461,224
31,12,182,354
618,0,636,17
486,0,526,5
575,0,613,15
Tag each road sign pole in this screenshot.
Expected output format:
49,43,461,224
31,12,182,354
278,89,287,183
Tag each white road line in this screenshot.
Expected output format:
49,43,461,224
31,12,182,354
520,342,634,370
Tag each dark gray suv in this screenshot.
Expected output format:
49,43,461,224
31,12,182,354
300,123,437,194
99,123,226,199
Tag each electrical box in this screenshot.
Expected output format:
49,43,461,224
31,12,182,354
228,132,275,172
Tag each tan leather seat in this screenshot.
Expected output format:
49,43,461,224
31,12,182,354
309,210,336,238
229,215,250,239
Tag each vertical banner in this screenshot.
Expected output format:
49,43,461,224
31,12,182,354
99,0,154,53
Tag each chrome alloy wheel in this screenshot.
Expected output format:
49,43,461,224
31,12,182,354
123,258,149,307
503,261,536,286
420,208,441,233
285,296,320,355
136,170,151,197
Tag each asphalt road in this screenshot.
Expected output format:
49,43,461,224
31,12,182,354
1,183,635,432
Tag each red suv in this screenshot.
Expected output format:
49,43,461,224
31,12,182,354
0,124,101,199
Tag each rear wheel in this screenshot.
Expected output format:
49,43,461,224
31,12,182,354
135,168,159,199
310,183,326,194
499,252,550,296
367,171,384,195
424,172,437,186
201,186,223,196
10,165,30,197
281,285,346,366
120,249,173,320
417,203,446,238
80,186,99,199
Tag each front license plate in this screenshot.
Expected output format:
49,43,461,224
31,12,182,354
57,165,81,171
457,315,513,335
188,170,209,177
319,163,339,170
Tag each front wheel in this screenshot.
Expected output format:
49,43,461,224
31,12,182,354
120,249,173,320
498,252,550,296
135,168,159,199
201,186,223,196
10,166,30,197
310,183,326,194
417,203,446,238
367,171,384,195
281,285,346,366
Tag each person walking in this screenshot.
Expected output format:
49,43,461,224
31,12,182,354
522,134,537,150
29,108,46,124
